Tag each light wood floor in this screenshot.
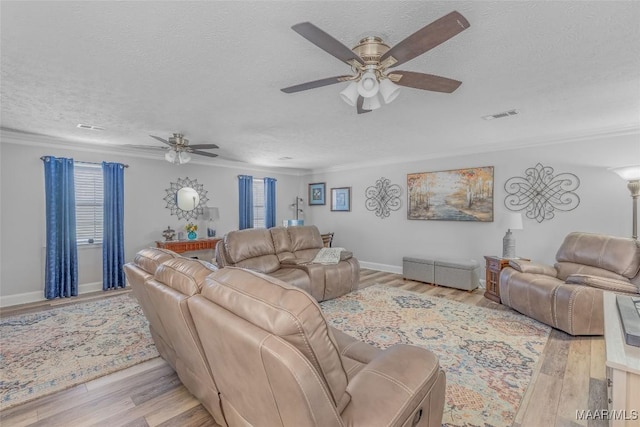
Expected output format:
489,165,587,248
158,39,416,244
1,269,608,427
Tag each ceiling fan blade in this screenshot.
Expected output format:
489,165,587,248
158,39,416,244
281,75,353,93
190,150,219,158
356,96,371,114
149,135,173,146
389,71,462,93
124,144,168,151
188,143,219,149
291,22,364,66
381,11,470,68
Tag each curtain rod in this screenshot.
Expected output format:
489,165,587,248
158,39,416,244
40,157,129,168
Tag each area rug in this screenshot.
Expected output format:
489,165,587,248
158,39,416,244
0,294,158,410
320,284,550,427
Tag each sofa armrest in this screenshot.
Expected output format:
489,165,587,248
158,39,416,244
566,274,639,294
508,259,557,276
342,344,445,427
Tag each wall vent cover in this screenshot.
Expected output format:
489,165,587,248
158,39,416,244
77,124,105,131
482,109,519,120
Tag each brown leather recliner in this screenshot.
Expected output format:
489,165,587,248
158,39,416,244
188,267,447,427
123,247,181,368
216,225,360,301
124,251,227,426
500,232,640,335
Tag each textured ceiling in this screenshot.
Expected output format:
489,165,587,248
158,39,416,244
1,1,639,172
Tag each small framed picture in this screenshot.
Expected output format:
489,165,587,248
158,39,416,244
308,182,326,206
331,187,351,212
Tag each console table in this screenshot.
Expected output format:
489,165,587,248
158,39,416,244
156,238,221,254
604,292,640,426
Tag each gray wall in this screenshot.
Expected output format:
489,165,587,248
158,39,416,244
1,130,637,306
301,132,639,273
0,134,302,305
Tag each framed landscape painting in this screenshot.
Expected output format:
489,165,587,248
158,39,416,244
308,182,326,205
407,166,494,221
331,187,351,212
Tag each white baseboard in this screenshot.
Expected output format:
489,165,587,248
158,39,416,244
0,281,103,308
359,261,403,275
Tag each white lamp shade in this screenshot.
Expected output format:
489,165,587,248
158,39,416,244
206,207,220,221
362,93,381,110
357,71,379,98
610,165,640,181
379,78,400,104
177,151,191,164
339,82,359,107
503,213,523,230
165,150,176,163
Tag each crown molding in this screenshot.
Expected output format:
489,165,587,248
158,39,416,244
309,123,640,175
0,128,309,176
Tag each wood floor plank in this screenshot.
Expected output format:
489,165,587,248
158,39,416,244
557,336,592,426
1,268,606,427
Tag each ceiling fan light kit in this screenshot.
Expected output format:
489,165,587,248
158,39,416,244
339,82,359,106
281,11,470,114
138,133,220,164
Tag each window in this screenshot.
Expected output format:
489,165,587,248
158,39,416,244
253,179,265,228
74,163,103,244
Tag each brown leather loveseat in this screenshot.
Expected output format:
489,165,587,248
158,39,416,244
124,248,446,427
500,232,640,335
216,225,360,301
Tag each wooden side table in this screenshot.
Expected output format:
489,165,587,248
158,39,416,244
484,256,511,303
156,238,221,254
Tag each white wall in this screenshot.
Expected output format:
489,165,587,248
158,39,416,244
302,133,639,274
0,134,302,306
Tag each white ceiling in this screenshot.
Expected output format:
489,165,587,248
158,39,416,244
2,1,639,172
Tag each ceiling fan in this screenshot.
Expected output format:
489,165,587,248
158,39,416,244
129,133,219,164
281,11,470,114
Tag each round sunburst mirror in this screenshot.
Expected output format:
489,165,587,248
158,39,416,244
163,177,209,220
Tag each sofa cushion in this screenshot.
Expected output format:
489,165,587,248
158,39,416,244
556,232,640,279
555,262,630,282
133,247,180,275
222,228,281,273
288,225,324,252
201,267,350,410
566,274,639,294
154,258,217,296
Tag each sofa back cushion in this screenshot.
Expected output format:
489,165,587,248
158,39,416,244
154,257,217,296
270,226,297,262
288,225,324,252
199,267,350,410
555,232,640,279
221,228,280,273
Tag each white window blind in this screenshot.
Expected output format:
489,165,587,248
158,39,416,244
253,179,265,228
74,163,103,244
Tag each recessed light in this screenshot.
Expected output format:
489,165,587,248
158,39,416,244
77,124,105,131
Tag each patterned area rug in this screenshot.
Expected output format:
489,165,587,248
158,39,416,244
320,284,550,427
0,294,158,410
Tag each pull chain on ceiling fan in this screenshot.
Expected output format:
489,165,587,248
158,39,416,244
281,11,470,114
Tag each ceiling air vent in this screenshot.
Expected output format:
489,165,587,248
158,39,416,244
77,124,105,131
482,109,519,121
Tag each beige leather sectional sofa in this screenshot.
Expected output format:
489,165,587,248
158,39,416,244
500,232,640,335
215,225,360,301
124,248,446,427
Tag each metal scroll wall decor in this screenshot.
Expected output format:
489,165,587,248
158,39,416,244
504,163,580,223
365,177,402,218
164,177,209,221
